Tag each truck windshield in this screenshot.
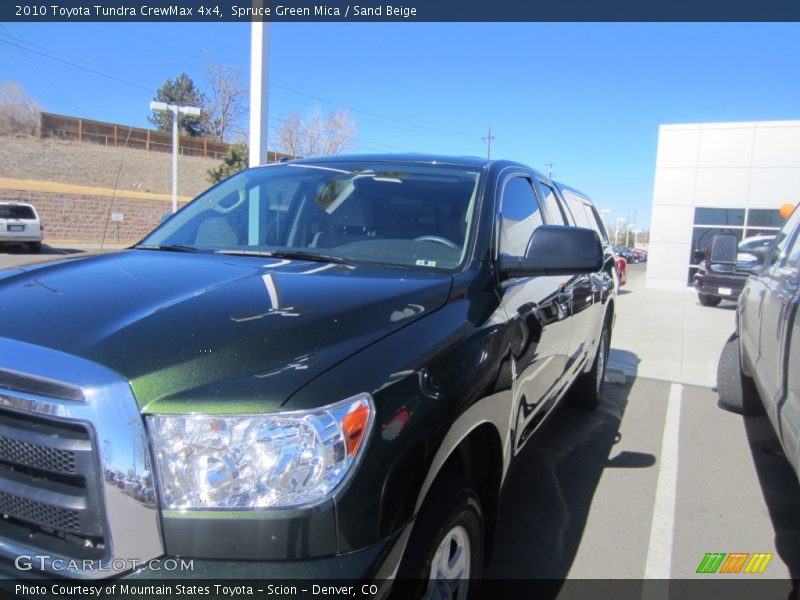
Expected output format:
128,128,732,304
140,161,481,271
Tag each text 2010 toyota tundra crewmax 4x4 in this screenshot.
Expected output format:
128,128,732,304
0,155,615,596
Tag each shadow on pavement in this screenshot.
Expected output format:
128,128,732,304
744,415,800,581
0,243,84,256
608,348,640,381
486,371,647,585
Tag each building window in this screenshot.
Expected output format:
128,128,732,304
693,208,745,227
747,208,784,229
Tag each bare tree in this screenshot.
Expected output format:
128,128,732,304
204,63,248,142
274,107,356,158
0,81,41,136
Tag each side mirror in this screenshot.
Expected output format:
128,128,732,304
738,246,768,275
498,225,603,280
708,233,738,264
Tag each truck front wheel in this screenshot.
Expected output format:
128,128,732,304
698,293,721,307
395,472,483,599
717,335,763,415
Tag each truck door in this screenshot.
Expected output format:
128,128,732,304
550,185,605,378
496,174,571,451
763,218,800,462
755,208,800,417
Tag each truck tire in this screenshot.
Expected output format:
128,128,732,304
395,471,483,600
717,335,763,415
698,293,721,307
568,321,609,410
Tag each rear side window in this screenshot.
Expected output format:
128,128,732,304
562,192,593,229
584,205,609,241
562,192,607,240
0,205,36,219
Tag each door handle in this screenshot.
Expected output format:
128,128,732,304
556,290,573,304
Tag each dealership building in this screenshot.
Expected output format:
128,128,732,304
646,120,800,290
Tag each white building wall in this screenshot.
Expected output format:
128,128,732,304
646,120,800,290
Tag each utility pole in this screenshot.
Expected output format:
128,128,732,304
482,125,494,159
149,101,201,213
545,163,556,179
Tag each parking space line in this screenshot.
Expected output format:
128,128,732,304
643,383,683,579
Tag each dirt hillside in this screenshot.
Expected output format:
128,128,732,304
0,134,222,197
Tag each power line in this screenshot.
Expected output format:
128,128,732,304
0,37,154,94
80,24,202,75
271,81,476,139
2,31,479,151
0,26,82,113
265,118,418,153
0,32,160,89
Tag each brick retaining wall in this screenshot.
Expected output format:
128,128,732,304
0,188,188,243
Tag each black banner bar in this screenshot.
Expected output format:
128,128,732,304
3,0,800,22
4,579,800,600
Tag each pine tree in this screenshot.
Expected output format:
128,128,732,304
149,73,209,137
207,142,249,183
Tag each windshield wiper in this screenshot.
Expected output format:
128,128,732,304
135,244,204,253
217,249,347,263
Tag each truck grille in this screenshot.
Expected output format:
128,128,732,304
0,435,77,474
0,406,108,560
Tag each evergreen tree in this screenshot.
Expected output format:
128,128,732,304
149,73,209,137
207,142,248,183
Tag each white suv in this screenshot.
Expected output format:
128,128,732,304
0,202,44,253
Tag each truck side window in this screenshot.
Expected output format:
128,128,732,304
563,193,594,230
537,182,567,225
786,231,800,270
585,204,610,242
499,176,543,257
767,206,800,271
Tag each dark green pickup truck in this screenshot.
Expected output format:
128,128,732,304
0,155,615,597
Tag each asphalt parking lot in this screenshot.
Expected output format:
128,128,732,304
489,265,800,588
0,241,124,269
1,247,798,589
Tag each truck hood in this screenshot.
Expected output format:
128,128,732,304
0,250,451,412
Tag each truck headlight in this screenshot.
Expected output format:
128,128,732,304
147,394,373,510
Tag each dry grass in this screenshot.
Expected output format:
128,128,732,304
0,134,221,197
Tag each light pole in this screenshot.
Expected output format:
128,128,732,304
149,101,202,213
615,217,625,246
600,208,611,237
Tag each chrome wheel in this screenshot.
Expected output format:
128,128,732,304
424,525,471,600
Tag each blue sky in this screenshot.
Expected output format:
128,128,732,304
1,22,799,229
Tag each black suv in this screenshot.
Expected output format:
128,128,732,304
718,204,800,478
0,155,615,594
